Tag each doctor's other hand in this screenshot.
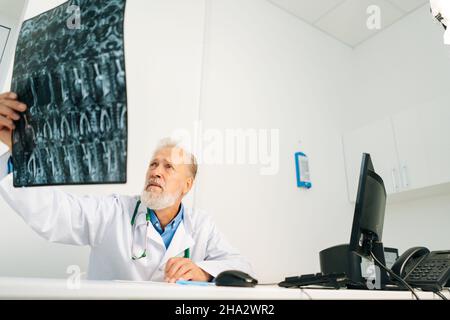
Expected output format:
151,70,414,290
0,92,26,150
165,257,212,283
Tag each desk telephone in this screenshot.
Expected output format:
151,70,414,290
391,247,450,292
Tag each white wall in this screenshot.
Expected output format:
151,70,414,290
1,0,447,283
348,5,450,255
194,0,354,282
0,0,26,91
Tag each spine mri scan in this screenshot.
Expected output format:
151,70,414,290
11,0,127,186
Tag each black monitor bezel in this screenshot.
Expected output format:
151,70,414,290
349,153,386,256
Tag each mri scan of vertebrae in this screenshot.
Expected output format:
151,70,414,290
11,0,127,186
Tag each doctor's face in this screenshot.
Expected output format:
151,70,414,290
142,147,194,210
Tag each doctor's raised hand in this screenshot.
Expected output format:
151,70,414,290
0,92,26,150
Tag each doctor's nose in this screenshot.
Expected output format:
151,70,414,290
151,173,162,180
149,167,163,179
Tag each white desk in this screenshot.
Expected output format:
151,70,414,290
0,277,449,300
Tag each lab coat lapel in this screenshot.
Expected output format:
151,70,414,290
146,220,165,248
134,202,165,249
159,221,194,269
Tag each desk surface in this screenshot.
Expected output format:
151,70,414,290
0,277,448,300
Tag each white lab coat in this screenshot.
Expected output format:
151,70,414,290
0,166,253,281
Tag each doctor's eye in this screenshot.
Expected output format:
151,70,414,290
149,161,158,168
165,163,174,170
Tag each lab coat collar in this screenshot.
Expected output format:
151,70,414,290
148,203,184,234
134,199,195,266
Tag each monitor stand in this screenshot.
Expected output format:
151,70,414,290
320,242,399,290
369,241,390,290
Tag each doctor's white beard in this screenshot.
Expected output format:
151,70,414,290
140,188,181,210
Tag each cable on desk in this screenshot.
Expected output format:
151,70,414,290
370,251,420,301
435,291,448,300
299,287,312,300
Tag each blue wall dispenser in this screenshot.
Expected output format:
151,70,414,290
295,151,312,189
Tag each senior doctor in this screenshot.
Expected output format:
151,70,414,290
0,91,253,282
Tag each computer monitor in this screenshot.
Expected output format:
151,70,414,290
349,153,387,259
318,154,391,289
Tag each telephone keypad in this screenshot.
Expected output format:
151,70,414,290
406,259,450,284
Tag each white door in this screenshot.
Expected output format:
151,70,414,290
0,25,10,65
392,98,450,191
343,117,400,202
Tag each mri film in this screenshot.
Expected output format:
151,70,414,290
11,0,127,187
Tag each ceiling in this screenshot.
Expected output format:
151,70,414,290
0,0,27,21
268,0,429,48
0,0,430,48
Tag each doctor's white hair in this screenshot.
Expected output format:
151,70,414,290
153,137,198,179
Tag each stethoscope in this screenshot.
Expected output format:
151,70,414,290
130,200,190,260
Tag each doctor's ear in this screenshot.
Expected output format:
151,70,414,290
183,176,194,195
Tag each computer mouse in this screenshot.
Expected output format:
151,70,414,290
214,270,258,287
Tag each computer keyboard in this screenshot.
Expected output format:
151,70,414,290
278,272,348,289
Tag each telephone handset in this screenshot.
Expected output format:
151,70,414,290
391,247,450,292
